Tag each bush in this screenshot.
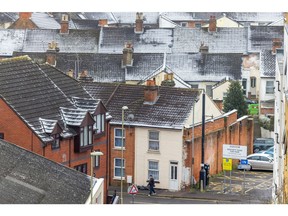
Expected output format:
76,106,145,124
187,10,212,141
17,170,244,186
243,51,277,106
259,116,274,131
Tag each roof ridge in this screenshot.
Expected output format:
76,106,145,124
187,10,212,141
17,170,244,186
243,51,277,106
0,55,31,63
105,83,121,107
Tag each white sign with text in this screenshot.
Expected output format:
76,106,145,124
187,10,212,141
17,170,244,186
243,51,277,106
223,144,247,160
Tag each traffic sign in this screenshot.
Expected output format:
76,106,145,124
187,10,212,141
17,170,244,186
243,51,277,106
240,159,248,165
223,144,247,160
238,164,251,170
128,184,138,194
223,158,232,171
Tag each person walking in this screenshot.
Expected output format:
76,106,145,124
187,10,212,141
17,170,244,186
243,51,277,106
148,175,156,196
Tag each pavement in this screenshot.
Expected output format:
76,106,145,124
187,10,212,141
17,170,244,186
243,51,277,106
108,170,273,204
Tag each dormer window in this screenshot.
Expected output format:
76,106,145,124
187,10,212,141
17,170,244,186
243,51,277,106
80,125,93,147
51,133,60,149
94,113,105,134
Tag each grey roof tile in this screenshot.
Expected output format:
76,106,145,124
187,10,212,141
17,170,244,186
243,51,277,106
260,50,276,77
99,27,173,53
0,139,91,204
0,29,25,56
225,12,283,23
83,82,200,129
112,12,159,24
30,12,60,29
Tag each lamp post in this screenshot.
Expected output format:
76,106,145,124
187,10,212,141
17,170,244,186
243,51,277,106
200,92,206,191
121,106,128,204
90,151,103,204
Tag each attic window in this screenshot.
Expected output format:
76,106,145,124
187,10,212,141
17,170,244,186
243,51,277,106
180,22,188,27
80,125,93,147
94,114,105,134
51,133,60,150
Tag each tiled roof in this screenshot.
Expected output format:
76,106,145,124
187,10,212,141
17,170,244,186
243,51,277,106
112,12,159,24
22,29,99,53
260,50,276,77
0,29,25,56
0,56,97,143
172,27,248,53
0,139,91,204
83,82,200,129
71,19,100,30
160,12,222,21
0,12,17,23
99,27,173,53
166,53,243,82
30,12,60,29
249,26,284,52
225,12,283,23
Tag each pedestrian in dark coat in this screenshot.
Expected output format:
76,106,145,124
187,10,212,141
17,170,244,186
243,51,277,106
148,175,156,196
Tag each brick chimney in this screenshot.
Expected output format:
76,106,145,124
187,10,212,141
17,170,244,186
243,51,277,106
60,14,69,34
272,38,282,54
199,42,209,53
144,80,159,104
135,12,144,33
122,42,134,67
78,70,93,82
46,41,59,66
98,19,108,27
19,12,32,20
208,15,217,32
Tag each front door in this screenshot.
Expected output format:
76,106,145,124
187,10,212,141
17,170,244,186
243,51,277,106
169,161,178,191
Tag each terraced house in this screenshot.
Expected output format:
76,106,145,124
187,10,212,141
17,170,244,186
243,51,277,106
0,56,110,203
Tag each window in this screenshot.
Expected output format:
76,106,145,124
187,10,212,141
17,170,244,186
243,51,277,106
180,22,188,27
206,85,212,97
51,133,60,149
148,160,159,181
0,133,4,139
114,128,125,148
195,23,202,28
266,81,274,94
74,163,87,174
191,84,198,89
251,77,256,88
80,125,93,147
148,131,159,151
242,79,247,95
94,114,105,134
114,158,125,179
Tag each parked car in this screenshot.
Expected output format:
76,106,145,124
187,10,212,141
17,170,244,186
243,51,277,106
242,152,274,171
259,146,274,158
253,138,274,153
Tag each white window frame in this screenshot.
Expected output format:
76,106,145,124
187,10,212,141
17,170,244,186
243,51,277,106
51,133,60,149
148,130,159,151
114,158,125,179
94,113,105,134
251,77,256,88
114,128,125,148
266,81,274,94
80,125,93,147
148,160,159,181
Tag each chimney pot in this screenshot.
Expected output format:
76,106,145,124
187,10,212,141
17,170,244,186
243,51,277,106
46,41,58,66
98,19,108,27
144,80,159,104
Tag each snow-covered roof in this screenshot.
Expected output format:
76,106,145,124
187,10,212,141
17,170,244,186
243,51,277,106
60,107,89,126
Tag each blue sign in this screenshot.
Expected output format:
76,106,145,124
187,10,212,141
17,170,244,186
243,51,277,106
240,159,248,165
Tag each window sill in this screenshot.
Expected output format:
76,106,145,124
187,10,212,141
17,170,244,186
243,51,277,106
147,150,160,154
113,147,126,151
113,177,126,181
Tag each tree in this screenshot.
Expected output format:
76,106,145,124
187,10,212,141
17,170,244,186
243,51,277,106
223,81,248,118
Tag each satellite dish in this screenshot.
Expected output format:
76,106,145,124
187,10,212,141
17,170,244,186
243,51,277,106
127,114,134,121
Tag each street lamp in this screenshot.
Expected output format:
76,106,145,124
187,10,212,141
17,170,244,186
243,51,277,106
90,151,103,204
200,91,206,191
121,106,128,204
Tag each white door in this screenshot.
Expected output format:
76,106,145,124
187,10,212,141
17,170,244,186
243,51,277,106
169,161,178,191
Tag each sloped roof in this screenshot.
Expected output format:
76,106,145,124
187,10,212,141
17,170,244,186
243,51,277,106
166,53,243,82
160,12,223,21
71,19,100,29
0,139,91,204
225,12,283,23
172,27,247,53
0,12,17,23
249,26,284,52
99,27,173,53
112,12,159,24
0,56,74,142
22,29,99,53
83,82,200,129
0,29,25,56
260,50,276,77
30,12,60,29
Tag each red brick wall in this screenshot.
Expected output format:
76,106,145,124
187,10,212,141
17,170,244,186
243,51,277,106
109,125,135,186
183,112,253,183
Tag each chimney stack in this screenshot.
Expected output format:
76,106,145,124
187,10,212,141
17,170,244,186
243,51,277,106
78,70,93,82
46,41,59,66
67,69,74,78
199,42,209,53
19,12,32,20
135,12,144,33
272,38,282,54
209,15,217,32
98,19,108,27
144,79,159,104
60,14,69,34
122,42,134,67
